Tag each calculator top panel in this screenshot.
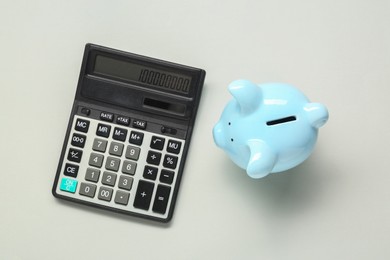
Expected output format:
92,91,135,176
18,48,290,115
76,44,205,122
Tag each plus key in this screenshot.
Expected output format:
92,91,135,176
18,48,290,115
133,180,155,210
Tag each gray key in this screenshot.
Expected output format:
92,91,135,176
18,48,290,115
114,190,130,205
125,145,140,160
98,186,113,202
118,175,133,191
92,138,108,152
109,142,124,156
89,153,104,168
85,168,100,182
101,171,117,187
79,182,97,198
122,160,137,175
105,156,121,172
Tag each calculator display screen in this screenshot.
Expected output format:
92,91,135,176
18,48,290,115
93,55,192,94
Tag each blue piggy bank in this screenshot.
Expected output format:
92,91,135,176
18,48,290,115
213,80,328,178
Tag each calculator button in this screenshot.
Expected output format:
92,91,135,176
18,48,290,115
64,163,79,178
96,123,111,138
67,148,83,163
132,119,147,129
143,166,158,180
71,133,87,148
85,168,100,182
75,118,90,133
167,140,181,154
98,186,113,201
118,175,133,191
159,169,174,184
125,145,140,160
163,154,178,169
129,131,144,145
152,185,171,214
147,151,162,165
113,127,128,142
101,171,117,187
80,107,91,116
133,180,155,210
79,182,97,198
89,153,104,168
115,190,130,205
116,116,130,126
150,136,165,150
105,156,121,172
60,177,78,193
100,111,114,122
92,138,108,152
122,160,137,175
109,142,124,157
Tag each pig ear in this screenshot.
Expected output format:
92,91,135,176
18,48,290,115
246,140,276,178
304,103,329,129
228,80,262,115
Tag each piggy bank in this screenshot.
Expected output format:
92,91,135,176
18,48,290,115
213,80,328,178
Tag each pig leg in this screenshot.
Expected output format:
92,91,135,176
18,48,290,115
246,140,277,178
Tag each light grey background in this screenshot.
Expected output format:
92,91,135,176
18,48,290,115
1,0,389,259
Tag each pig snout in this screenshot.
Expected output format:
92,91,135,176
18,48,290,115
213,122,226,148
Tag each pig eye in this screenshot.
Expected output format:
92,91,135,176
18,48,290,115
228,122,231,126
266,116,296,126
230,138,234,142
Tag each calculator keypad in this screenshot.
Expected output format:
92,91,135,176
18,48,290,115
56,111,184,220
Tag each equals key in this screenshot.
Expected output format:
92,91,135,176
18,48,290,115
152,185,171,214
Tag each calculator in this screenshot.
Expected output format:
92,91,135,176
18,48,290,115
52,44,205,222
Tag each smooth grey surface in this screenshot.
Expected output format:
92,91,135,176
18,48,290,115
1,0,390,259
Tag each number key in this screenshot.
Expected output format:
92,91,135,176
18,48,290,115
105,156,121,172
92,138,107,152
109,142,124,156
89,153,104,168
85,168,100,182
118,175,133,191
98,186,113,202
102,172,117,187
79,183,97,198
122,160,137,175
125,145,140,160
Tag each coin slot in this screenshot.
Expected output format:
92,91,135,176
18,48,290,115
266,116,297,126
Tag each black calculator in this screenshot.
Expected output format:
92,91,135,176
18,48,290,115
52,44,205,222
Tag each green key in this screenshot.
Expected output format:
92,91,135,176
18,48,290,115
60,177,78,193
